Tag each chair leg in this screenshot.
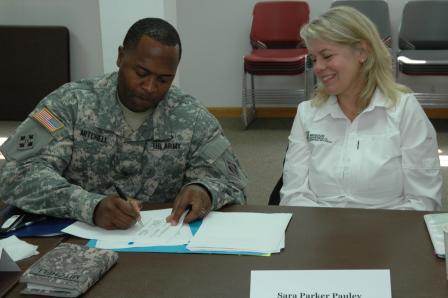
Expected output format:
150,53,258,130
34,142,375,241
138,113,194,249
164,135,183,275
250,75,255,107
305,55,316,100
241,69,255,128
241,70,249,128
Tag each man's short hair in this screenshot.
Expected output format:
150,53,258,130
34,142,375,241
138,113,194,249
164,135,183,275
123,18,182,60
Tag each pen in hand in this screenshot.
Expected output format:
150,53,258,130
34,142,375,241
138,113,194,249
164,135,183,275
114,185,143,226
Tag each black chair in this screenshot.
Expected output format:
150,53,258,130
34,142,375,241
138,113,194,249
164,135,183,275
268,175,283,206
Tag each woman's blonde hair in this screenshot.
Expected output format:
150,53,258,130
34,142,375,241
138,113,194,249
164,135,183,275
300,6,410,110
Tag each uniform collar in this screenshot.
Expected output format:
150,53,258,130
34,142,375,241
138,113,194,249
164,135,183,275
151,90,174,141
94,73,130,135
96,72,178,141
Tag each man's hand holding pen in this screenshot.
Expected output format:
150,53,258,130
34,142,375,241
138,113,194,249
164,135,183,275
166,184,212,225
93,193,142,230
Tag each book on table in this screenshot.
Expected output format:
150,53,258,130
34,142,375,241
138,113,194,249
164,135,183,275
20,243,118,297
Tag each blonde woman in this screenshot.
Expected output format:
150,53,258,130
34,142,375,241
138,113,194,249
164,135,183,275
280,6,442,210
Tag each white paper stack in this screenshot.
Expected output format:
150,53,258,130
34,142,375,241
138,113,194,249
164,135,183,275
62,209,193,249
186,212,292,254
0,235,39,261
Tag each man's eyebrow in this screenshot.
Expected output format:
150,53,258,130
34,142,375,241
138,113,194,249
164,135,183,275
136,64,175,77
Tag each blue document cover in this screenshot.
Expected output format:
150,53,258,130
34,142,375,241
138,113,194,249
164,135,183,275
6,218,74,237
1,205,73,237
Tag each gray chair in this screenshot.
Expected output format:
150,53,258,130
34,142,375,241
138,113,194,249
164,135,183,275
331,0,392,47
397,1,448,108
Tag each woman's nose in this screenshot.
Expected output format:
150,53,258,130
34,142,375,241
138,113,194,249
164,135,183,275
313,59,324,73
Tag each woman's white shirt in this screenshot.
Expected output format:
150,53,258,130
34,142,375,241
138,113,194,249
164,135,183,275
280,89,442,211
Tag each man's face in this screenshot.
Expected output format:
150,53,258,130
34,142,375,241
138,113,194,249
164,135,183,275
116,35,179,112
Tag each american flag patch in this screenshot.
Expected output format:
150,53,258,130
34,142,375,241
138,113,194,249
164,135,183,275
32,107,64,132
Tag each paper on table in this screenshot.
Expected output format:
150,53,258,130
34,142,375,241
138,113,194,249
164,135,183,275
62,209,193,247
423,213,448,257
187,212,292,253
0,235,39,262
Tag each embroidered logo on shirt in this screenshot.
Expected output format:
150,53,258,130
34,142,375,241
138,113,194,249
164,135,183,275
32,107,64,133
17,134,35,150
306,131,332,143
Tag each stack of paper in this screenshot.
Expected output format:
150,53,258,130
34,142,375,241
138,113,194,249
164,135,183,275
423,213,448,258
62,209,193,249
187,212,292,254
62,209,293,255
0,235,39,261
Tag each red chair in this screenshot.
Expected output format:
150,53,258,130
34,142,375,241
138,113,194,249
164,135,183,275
242,1,310,128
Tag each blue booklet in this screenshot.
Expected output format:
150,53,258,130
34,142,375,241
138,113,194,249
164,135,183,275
0,205,73,237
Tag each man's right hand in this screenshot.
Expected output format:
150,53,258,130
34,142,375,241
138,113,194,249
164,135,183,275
93,195,142,230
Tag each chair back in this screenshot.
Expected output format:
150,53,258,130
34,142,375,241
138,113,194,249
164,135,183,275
250,1,309,49
331,0,391,45
399,1,448,49
268,175,283,205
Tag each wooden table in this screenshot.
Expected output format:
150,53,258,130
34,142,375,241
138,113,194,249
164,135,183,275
5,205,448,297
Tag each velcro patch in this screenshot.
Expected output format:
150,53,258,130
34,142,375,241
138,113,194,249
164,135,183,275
17,134,36,150
32,107,64,132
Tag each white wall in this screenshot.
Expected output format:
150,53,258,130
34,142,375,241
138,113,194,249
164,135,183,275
1,0,419,107
98,0,165,74
176,0,257,107
0,0,103,81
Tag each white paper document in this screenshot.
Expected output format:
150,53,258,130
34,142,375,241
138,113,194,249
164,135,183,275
423,213,448,257
186,212,292,253
250,270,391,298
62,209,193,248
0,235,39,262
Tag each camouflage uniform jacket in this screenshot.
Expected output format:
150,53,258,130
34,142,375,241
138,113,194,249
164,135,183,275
0,72,247,224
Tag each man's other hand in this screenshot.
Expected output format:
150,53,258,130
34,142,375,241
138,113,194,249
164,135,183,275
166,184,212,225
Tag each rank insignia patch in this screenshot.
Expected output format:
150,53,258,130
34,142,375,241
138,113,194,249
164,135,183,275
32,107,64,132
18,134,35,150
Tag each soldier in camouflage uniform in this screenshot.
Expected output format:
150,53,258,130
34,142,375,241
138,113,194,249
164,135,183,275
0,18,247,229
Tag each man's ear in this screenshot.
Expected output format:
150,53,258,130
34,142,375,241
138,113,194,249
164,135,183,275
116,46,125,68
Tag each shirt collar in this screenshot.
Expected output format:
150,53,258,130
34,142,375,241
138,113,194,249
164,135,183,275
313,88,389,121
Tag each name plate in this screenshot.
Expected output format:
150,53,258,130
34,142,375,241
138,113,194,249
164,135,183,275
250,270,391,298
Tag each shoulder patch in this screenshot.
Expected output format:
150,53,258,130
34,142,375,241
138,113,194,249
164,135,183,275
32,107,64,132
17,134,36,150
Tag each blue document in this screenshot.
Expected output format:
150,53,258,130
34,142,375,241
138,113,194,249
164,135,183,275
0,205,73,237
